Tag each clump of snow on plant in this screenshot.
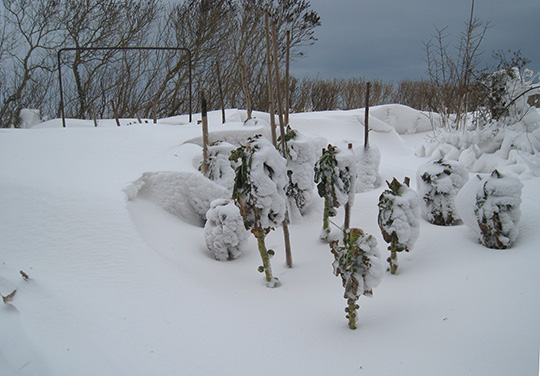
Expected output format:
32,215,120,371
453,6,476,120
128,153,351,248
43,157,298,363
331,229,384,299
280,127,317,221
335,143,357,207
456,170,523,249
232,135,288,229
354,144,381,192
203,140,237,191
204,198,249,261
416,159,469,225
378,180,420,252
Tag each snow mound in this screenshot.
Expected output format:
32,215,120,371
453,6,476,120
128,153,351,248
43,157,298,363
125,171,229,227
370,104,436,134
417,108,540,178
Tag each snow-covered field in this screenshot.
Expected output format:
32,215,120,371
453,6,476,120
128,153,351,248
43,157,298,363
1,106,539,375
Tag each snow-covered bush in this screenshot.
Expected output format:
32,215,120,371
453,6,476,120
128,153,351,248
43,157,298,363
377,178,420,274
483,67,540,124
354,144,381,193
278,126,317,221
230,135,287,287
416,159,469,225
417,68,540,178
202,140,237,191
314,144,356,241
330,228,384,330
455,170,523,249
204,198,249,261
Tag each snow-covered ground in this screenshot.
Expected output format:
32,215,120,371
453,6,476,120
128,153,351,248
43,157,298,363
1,106,539,375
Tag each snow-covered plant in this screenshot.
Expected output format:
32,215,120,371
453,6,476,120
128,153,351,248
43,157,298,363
278,125,317,221
377,178,420,275
314,144,356,241
330,228,384,330
416,159,469,225
204,198,249,261
201,140,237,191
456,170,523,249
355,144,381,193
482,66,540,125
230,135,287,287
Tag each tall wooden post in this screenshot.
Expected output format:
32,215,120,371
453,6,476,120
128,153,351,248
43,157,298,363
271,21,285,129
265,11,277,146
285,30,290,126
271,19,293,268
200,89,209,175
344,143,353,230
216,61,226,124
364,82,371,150
239,55,252,120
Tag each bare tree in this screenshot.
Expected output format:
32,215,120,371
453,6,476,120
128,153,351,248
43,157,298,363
424,0,490,129
0,0,62,127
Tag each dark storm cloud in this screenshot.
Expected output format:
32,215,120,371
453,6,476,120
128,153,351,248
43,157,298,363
291,0,540,81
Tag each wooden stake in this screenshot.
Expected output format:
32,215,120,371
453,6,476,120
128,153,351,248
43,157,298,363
271,18,293,268
271,21,285,130
200,89,209,175
215,61,226,124
344,143,353,230
285,30,290,126
265,11,277,146
364,82,371,150
239,55,252,120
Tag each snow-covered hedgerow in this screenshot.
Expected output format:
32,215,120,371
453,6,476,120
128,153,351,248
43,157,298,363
377,178,420,274
278,126,317,221
314,144,356,241
417,69,540,178
202,140,237,191
330,228,384,330
456,170,523,249
204,198,249,261
416,159,469,225
230,135,287,287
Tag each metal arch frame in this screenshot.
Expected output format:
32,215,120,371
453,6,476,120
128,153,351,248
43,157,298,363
57,46,192,128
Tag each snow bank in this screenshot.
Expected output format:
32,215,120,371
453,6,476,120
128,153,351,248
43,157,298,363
370,104,436,134
126,171,229,227
417,108,540,178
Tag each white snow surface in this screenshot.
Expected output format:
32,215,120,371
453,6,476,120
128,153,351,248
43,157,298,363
1,107,540,376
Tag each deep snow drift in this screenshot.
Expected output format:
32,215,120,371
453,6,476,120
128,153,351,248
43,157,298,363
1,105,539,376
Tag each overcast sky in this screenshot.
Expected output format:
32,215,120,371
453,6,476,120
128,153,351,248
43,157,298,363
290,0,540,82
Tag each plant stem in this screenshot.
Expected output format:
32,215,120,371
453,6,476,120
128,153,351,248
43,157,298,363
254,227,272,282
347,298,357,330
388,245,398,275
